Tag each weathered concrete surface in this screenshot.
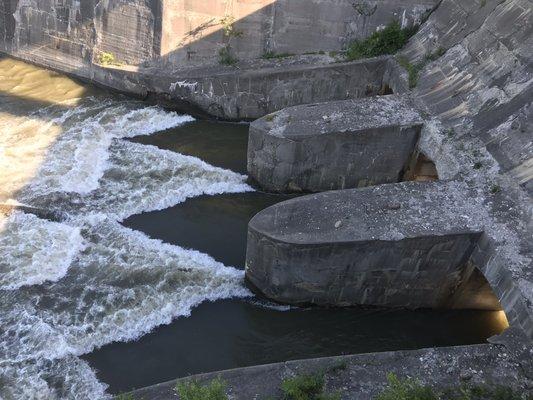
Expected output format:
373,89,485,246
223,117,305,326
160,0,437,66
247,95,423,192
126,330,533,400
246,179,533,337
401,0,533,193
0,0,437,68
246,182,484,309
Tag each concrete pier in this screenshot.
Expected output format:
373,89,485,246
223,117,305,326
247,96,423,192
245,182,502,310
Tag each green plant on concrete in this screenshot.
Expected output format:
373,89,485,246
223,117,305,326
176,377,228,400
375,373,438,400
219,45,238,66
473,161,483,169
263,51,294,59
218,15,242,65
346,21,417,61
281,373,340,400
97,51,117,66
396,47,447,88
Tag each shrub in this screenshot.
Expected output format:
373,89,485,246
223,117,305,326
346,21,417,61
376,373,438,400
176,377,228,400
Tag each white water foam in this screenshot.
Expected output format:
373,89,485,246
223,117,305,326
0,211,84,290
1,74,253,399
0,217,252,399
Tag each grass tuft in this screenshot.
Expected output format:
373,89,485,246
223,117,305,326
376,373,438,400
176,377,228,400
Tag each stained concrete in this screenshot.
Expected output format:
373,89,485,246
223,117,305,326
247,95,423,192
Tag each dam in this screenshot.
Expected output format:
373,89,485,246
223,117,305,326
0,0,531,399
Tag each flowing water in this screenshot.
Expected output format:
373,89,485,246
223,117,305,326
0,57,508,399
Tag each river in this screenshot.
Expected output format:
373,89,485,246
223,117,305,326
0,56,508,399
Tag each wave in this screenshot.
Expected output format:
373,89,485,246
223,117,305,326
0,217,252,398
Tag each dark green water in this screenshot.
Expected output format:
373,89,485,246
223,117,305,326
84,120,506,394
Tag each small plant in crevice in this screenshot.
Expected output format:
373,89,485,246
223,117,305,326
97,51,119,66
473,161,483,170
490,184,502,194
345,21,418,61
218,15,242,66
219,45,238,66
262,51,294,60
176,377,229,400
396,47,447,88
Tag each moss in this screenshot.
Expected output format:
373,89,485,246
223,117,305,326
346,21,417,61
473,161,483,170
176,377,228,400
490,185,502,194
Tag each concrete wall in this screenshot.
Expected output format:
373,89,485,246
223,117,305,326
160,0,437,66
247,95,422,192
0,0,437,68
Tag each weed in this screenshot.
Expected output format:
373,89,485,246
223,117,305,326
219,45,238,66
396,47,446,88
176,377,228,400
376,373,438,400
346,21,417,61
97,51,117,66
263,52,294,59
473,162,483,170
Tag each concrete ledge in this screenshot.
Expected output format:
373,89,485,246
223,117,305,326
247,95,423,192
125,338,532,400
245,182,498,309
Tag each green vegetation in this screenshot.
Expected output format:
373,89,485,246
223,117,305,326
263,51,294,60
176,377,228,400
346,21,418,61
218,15,243,66
97,51,118,66
397,47,446,88
376,374,438,400
473,161,483,170
281,373,340,400
219,45,238,66
375,374,530,400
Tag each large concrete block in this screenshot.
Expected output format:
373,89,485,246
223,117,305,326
245,182,495,309
247,95,423,192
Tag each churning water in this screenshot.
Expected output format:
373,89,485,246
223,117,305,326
0,57,508,399
0,57,251,399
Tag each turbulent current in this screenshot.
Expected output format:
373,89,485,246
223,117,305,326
0,58,252,398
